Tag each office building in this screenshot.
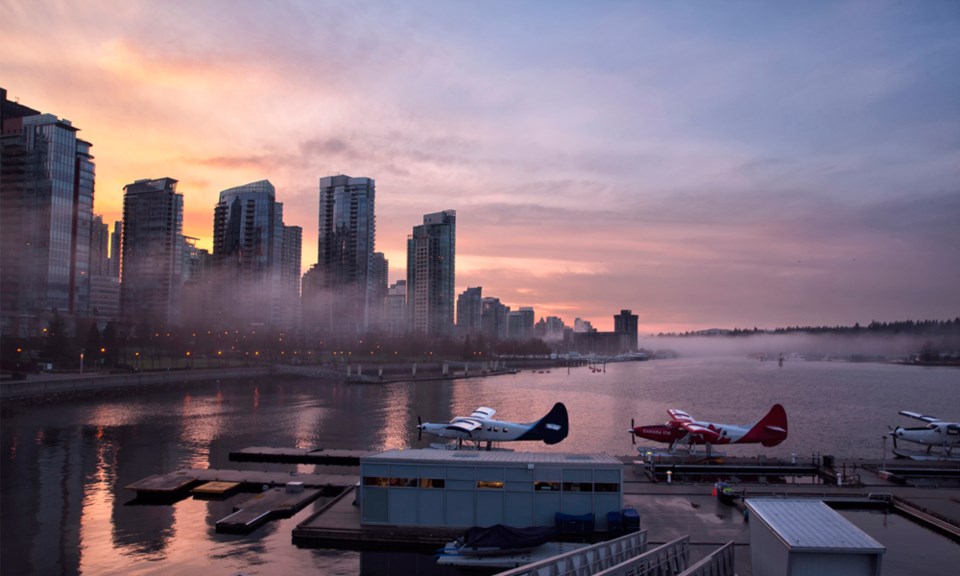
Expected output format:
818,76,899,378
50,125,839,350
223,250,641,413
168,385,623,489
121,178,184,328
383,280,407,335
407,210,456,336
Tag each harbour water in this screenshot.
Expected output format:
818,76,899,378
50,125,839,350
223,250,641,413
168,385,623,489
2,357,958,575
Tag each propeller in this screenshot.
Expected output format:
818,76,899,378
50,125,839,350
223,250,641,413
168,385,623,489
629,418,636,445
887,425,897,450
418,416,422,442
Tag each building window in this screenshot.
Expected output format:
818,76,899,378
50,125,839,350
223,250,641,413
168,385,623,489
389,477,417,488
363,476,388,487
562,482,593,492
534,481,560,491
594,483,620,493
477,481,504,489
419,478,445,489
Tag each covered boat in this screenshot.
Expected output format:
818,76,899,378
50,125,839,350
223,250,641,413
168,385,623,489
441,524,558,556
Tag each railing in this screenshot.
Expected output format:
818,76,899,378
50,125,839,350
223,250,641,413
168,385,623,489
677,541,735,576
592,536,691,576
493,530,648,576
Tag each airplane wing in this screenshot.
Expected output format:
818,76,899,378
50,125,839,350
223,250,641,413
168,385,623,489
678,421,722,442
899,411,939,423
668,409,693,422
470,407,496,420
446,418,483,435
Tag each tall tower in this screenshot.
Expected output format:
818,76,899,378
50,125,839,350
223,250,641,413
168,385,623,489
1,88,96,335
211,180,285,329
121,178,183,328
406,210,456,336
313,175,376,335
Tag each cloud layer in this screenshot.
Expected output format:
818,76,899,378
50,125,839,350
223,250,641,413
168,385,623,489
4,1,958,332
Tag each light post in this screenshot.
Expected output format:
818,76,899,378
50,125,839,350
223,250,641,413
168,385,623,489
80,349,84,375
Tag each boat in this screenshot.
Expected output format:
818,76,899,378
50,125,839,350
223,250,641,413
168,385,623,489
438,524,558,557
436,524,587,568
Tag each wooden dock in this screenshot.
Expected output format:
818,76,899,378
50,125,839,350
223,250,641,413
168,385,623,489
229,447,370,466
216,486,324,533
125,468,357,499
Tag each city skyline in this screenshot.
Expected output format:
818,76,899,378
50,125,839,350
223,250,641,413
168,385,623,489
3,2,958,333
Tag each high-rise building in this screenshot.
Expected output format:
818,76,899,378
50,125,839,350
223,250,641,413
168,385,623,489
407,210,456,336
614,309,639,351
457,286,483,333
1,88,95,335
383,280,407,335
480,297,509,340
211,180,286,329
88,214,119,319
180,237,212,328
121,177,184,328
535,316,567,342
506,307,535,340
312,175,376,335
369,252,388,331
109,220,122,278
281,225,302,330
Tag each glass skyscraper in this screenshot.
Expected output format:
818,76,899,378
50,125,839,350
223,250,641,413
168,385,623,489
407,210,456,336
212,180,285,329
121,178,184,328
1,88,96,335
311,175,376,336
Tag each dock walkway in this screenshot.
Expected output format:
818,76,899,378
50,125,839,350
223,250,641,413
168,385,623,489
216,486,323,533
125,468,357,498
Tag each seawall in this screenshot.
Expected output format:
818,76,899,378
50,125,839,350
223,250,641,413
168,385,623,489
0,367,272,401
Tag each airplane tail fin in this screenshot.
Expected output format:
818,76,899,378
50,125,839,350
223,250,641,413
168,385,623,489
519,402,569,445
745,404,788,447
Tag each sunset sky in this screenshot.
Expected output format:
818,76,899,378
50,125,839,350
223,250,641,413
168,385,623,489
4,1,958,333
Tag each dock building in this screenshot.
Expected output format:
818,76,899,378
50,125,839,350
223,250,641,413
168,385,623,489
359,450,623,530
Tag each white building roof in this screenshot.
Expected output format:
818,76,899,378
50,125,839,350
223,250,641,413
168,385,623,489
363,449,622,466
746,499,886,552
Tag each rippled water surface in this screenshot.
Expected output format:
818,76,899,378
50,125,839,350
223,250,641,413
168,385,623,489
2,357,958,575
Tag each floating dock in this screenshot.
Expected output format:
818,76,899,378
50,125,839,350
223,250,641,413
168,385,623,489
125,468,357,499
216,485,324,533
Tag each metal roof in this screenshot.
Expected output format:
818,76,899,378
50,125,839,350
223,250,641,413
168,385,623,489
362,449,622,466
746,499,886,552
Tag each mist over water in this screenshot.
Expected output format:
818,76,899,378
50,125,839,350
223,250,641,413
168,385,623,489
638,331,957,360
2,357,957,575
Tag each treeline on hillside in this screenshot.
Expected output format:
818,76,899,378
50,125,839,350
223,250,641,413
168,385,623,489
663,318,960,337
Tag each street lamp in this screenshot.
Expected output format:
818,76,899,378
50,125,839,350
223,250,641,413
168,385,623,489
80,349,85,375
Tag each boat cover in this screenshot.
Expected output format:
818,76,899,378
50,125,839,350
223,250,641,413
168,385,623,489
460,524,557,552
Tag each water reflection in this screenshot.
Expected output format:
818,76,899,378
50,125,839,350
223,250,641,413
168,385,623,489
3,360,959,575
